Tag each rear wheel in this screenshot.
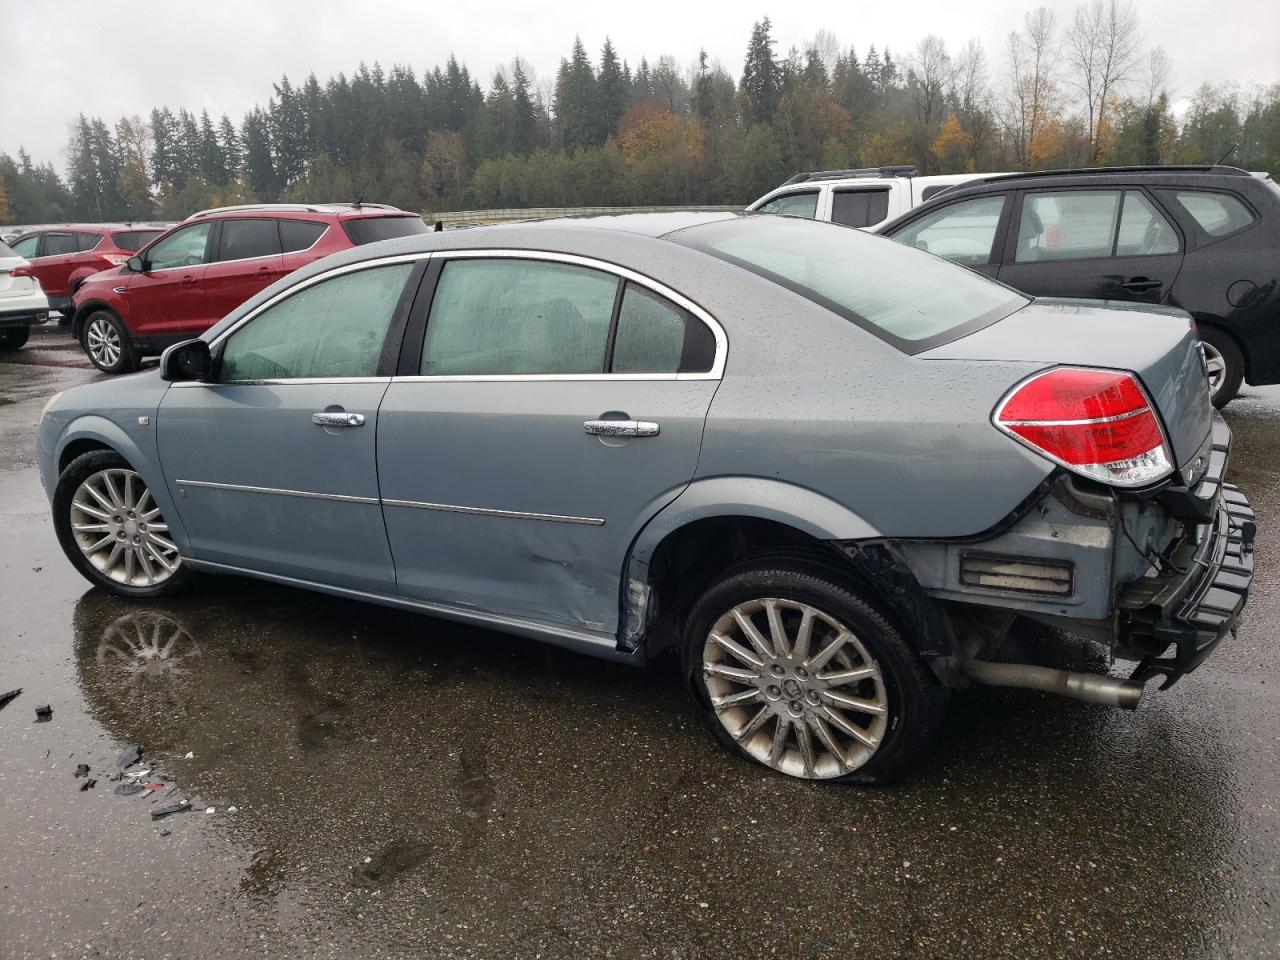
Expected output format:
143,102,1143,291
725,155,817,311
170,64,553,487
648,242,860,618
82,310,137,373
684,562,947,785
0,327,30,351
1199,326,1243,408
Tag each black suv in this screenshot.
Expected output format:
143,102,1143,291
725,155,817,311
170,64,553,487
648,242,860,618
879,165,1280,406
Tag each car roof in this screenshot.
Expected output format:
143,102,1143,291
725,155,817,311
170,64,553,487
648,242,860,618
515,210,739,238
184,203,416,222
934,164,1255,194
16,223,163,235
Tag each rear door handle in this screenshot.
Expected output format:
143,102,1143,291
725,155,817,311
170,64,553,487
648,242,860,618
312,411,366,427
180,276,197,286
1121,277,1162,293
584,419,660,438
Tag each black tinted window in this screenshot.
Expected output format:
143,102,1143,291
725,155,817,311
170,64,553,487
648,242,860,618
42,233,78,256
218,219,282,262
74,232,102,251
111,230,162,252
341,216,429,246
831,190,891,228
279,220,327,253
611,282,714,374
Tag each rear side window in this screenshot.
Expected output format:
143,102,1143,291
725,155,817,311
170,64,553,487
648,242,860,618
676,216,1028,352
217,219,282,262
279,220,327,253
111,230,162,252
756,191,819,218
1115,192,1179,256
831,189,890,228
1171,191,1254,237
220,263,413,381
341,216,429,246
891,195,1006,266
42,233,78,256
1015,191,1121,262
421,259,617,376
74,232,102,252
611,282,715,374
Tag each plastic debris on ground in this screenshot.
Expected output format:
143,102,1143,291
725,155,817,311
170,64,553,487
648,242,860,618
150,801,192,821
74,764,90,778
227,806,238,814
79,779,96,792
183,752,194,759
205,807,216,815
145,784,164,791
34,704,52,723
123,768,151,779
117,745,143,768
0,688,20,711
114,783,146,797
159,829,171,837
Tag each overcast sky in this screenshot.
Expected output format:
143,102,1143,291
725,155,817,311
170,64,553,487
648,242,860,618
3,0,1277,169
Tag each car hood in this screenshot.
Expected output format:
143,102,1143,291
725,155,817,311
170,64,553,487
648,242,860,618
921,297,1214,473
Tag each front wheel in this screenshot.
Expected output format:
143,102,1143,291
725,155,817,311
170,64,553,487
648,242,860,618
684,562,947,785
82,310,137,373
0,326,30,350
53,450,191,597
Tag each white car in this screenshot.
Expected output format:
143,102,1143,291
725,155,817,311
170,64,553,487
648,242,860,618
0,239,49,351
747,166,1013,232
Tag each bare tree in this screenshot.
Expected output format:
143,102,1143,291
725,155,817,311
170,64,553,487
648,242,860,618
808,28,841,79
999,7,1060,169
1142,47,1174,111
1066,0,1141,161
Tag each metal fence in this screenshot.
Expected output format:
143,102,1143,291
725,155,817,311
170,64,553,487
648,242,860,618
428,205,741,227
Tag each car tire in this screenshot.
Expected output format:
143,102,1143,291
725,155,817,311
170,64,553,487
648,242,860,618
683,561,947,785
82,309,138,374
53,450,192,598
0,327,30,350
1199,326,1244,408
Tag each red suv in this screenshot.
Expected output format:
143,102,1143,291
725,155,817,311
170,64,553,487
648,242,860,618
8,225,164,318
70,204,428,372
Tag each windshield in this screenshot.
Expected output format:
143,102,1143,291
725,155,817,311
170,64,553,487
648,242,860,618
673,215,1029,352
341,215,429,245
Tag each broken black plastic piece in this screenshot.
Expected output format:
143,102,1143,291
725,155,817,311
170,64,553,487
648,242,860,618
80,779,96,792
0,688,20,710
150,802,191,821
117,745,143,769
114,783,145,797
34,704,52,722
74,764,90,778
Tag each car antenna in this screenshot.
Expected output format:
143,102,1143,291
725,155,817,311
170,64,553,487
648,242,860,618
434,220,443,232
1214,143,1237,165
352,182,369,209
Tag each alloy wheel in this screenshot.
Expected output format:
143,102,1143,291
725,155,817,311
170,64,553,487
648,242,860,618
86,316,122,368
1202,341,1226,399
702,597,889,779
69,468,182,587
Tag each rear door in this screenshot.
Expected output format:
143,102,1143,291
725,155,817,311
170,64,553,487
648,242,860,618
997,188,1184,304
32,231,80,298
376,252,723,635
127,222,214,339
203,218,286,321
830,187,893,230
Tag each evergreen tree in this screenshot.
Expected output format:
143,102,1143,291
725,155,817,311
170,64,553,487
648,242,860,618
740,19,782,126
554,37,599,152
598,38,628,139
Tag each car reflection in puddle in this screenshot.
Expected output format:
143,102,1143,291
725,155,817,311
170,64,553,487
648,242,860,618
94,609,202,681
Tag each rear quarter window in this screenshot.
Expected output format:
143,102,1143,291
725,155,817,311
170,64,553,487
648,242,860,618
279,220,327,253
1168,190,1255,237
341,216,429,246
111,230,162,252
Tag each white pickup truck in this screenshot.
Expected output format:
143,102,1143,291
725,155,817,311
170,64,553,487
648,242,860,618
746,165,1010,231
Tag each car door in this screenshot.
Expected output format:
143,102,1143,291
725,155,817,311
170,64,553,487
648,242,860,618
32,231,80,298
127,222,215,339
157,256,424,592
885,193,1011,280
203,218,287,321
997,188,1184,304
755,188,825,220
376,252,724,635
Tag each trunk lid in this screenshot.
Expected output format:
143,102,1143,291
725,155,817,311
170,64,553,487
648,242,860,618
921,298,1213,474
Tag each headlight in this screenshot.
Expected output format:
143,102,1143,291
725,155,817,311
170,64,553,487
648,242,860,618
40,391,62,422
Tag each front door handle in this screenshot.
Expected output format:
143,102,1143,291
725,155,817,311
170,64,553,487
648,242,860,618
312,411,366,427
583,419,659,438
1121,277,1162,293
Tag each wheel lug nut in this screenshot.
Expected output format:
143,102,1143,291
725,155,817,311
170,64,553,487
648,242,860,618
767,685,781,698
796,667,809,679
132,535,141,544
806,691,820,704
116,531,126,539
770,665,785,677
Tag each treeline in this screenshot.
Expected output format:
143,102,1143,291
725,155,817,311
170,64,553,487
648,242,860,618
1,5,1278,225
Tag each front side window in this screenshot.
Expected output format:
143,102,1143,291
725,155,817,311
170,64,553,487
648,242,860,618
41,233,78,257
1170,190,1254,237
145,223,213,270
757,191,819,219
611,282,715,374
1115,192,1179,256
891,195,1006,266
831,189,890,228
421,259,617,376
676,215,1028,351
217,219,281,262
9,235,38,258
1015,191,1121,262
220,263,413,381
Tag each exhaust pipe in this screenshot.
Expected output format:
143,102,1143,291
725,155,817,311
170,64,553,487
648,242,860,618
962,658,1145,710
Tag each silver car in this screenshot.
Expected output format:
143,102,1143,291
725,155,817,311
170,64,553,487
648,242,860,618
0,239,49,351
37,213,1255,783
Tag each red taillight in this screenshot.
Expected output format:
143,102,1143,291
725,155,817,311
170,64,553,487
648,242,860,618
10,265,31,278
994,367,1173,488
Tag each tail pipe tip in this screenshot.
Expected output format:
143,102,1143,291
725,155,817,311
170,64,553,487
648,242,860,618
962,657,1145,710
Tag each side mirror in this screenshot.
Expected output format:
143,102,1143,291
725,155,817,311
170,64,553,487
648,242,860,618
160,339,212,382
126,255,143,273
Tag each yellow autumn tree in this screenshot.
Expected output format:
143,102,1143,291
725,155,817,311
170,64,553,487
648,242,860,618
618,102,703,204
931,114,973,173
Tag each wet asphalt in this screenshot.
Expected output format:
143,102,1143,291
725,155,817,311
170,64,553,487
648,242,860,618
0,325,1277,960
